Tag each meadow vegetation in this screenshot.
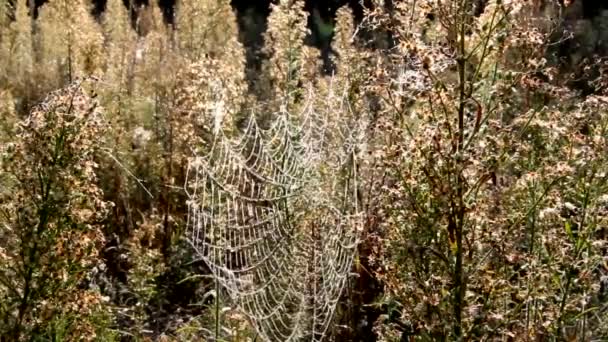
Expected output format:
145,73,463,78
0,0,608,341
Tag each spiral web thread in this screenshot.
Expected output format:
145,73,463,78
186,93,361,341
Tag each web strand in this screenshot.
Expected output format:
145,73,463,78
187,97,361,341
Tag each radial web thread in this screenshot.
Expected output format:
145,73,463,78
186,104,361,341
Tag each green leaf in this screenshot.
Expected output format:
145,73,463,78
564,220,574,241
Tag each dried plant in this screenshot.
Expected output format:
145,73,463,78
37,0,104,88
0,0,607,340
0,0,34,111
101,0,138,94
0,78,112,340
175,0,241,62
360,0,608,340
259,0,309,107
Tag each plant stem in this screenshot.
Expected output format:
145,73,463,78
454,0,469,338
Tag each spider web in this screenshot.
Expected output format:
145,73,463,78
186,98,361,341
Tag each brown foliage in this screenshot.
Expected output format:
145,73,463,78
0,0,608,341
